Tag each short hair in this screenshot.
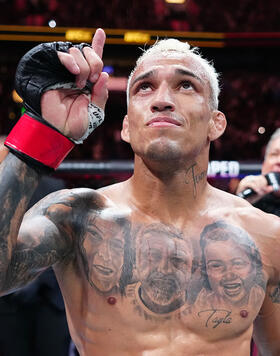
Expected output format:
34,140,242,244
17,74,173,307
264,128,280,158
127,39,220,110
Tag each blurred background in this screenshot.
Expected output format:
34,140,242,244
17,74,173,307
0,1,279,355
0,0,280,188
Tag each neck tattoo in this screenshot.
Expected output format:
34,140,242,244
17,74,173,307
185,163,207,197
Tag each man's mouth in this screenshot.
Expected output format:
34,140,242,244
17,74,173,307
93,264,114,275
147,117,182,127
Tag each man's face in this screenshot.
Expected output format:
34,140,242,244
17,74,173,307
204,239,256,305
137,230,193,308
262,137,280,175
83,216,125,293
122,54,216,162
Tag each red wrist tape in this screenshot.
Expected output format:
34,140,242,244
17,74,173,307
5,114,75,169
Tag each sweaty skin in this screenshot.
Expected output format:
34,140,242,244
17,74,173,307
1,31,280,356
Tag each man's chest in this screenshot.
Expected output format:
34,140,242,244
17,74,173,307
75,209,267,336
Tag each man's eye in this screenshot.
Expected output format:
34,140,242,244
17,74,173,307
180,81,193,90
137,82,152,92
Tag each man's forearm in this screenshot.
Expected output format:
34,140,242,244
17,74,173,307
0,153,40,289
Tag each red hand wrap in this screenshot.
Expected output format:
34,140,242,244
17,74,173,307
5,114,75,169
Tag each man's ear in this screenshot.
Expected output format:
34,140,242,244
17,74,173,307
121,115,130,143
208,110,227,141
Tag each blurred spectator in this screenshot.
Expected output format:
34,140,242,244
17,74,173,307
236,128,280,211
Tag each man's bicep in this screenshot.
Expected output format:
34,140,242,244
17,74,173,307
3,213,71,293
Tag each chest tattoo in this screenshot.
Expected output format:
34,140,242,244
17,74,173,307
78,215,266,327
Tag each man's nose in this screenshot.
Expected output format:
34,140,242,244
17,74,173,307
150,85,175,112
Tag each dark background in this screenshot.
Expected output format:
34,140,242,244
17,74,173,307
0,0,280,189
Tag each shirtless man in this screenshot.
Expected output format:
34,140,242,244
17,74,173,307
0,28,280,356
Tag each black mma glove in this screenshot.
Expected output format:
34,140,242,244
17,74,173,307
5,41,104,173
15,41,93,117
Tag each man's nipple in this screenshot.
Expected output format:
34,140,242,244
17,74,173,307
107,296,117,305
240,310,248,318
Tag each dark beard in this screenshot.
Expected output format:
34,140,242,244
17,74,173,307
145,140,181,162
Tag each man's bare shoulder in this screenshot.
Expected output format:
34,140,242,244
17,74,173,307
209,186,280,238
26,186,114,217
211,185,277,214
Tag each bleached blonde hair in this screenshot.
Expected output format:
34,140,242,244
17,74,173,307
127,39,220,110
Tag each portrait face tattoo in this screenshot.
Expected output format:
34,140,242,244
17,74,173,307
205,239,255,304
82,216,126,293
136,224,193,314
200,221,265,307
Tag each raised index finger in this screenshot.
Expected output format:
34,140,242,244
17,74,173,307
91,28,106,58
